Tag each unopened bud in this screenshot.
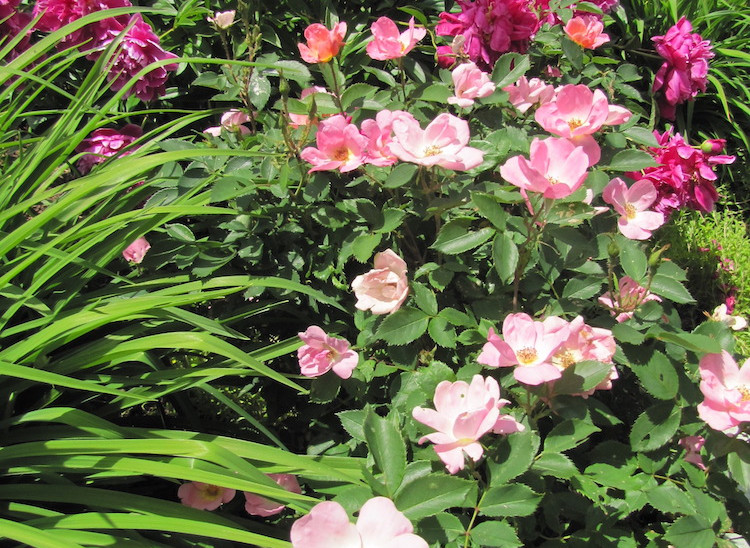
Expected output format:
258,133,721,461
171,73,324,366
700,138,725,155
648,244,670,267
607,239,620,258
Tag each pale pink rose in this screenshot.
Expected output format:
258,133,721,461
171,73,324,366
413,375,524,474
290,497,428,548
366,16,426,60
360,109,414,167
678,436,707,470
178,482,235,511
297,326,359,379
535,84,631,138
289,86,331,128
602,178,665,240
697,351,750,434
204,109,253,136
478,313,569,385
564,15,610,49
503,76,555,113
598,276,662,322
298,22,347,63
207,10,235,29
447,62,496,108
300,114,368,173
243,474,301,517
710,304,747,331
389,112,484,171
351,249,409,315
122,237,150,264
499,137,589,198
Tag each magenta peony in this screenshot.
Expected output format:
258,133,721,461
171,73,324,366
351,249,409,315
243,474,301,517
76,124,143,174
413,375,524,473
436,0,540,70
178,482,235,511
32,0,131,48
697,351,750,435
651,17,714,120
297,326,359,379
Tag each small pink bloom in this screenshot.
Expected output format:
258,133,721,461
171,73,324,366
351,249,409,315
178,482,235,511
298,22,347,64
602,178,665,240
243,474,301,517
290,497,428,548
478,313,569,385
447,62,496,108
678,436,707,470
289,87,332,128
598,276,662,322
388,112,484,171
503,76,555,113
299,114,368,173
710,304,747,331
207,10,235,29
297,326,359,379
204,109,253,136
122,237,150,264
366,16,426,61
360,109,414,166
564,15,610,49
412,375,524,474
76,124,143,174
499,137,589,198
697,351,750,434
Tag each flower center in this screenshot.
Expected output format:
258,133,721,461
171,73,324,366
547,176,562,186
332,146,352,162
516,347,538,365
568,118,584,130
739,385,750,401
423,145,442,157
624,202,637,220
553,349,577,370
200,484,222,500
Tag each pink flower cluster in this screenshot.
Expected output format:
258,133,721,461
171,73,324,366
412,375,524,473
435,0,541,70
290,497,428,548
503,76,555,114
697,351,750,435
297,326,359,379
178,474,301,516
651,17,714,120
477,313,617,388
27,0,177,101
598,276,661,322
300,111,484,173
627,130,735,216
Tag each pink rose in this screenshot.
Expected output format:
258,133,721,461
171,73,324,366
351,249,409,315
360,109,414,167
697,351,750,434
503,76,555,114
447,62,496,108
298,22,346,64
76,124,143,174
598,276,661,322
366,16,426,61
299,114,368,173
291,497,428,548
602,177,665,240
178,482,235,511
413,375,524,473
122,237,150,264
243,474,301,517
204,109,253,136
678,436,707,470
207,10,235,30
297,326,359,379
564,15,610,49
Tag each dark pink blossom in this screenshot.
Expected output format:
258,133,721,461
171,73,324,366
436,0,540,70
0,8,33,61
651,17,714,120
76,124,143,174
32,0,132,48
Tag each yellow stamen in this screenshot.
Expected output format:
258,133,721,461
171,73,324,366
516,347,538,365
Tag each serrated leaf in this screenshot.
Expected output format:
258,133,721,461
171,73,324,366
532,452,578,478
664,515,716,548
377,208,406,233
428,317,457,348
630,402,681,452
337,410,366,442
351,233,382,263
488,430,539,485
544,420,600,453
480,484,541,517
395,474,475,520
552,360,614,395
363,409,406,495
341,83,378,110
605,149,659,171
471,521,521,547
432,219,493,255
647,483,697,515
166,223,195,242
374,307,429,346
622,126,660,147
618,237,647,282
492,53,531,89
384,163,418,188
471,192,507,230
493,232,518,283
563,277,604,300
271,60,311,85
628,350,678,400
248,71,271,110
412,282,438,316
438,308,474,327
649,274,695,304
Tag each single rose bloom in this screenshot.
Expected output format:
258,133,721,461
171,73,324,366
413,375,524,473
447,62,496,108
207,10,235,30
290,497,428,548
243,474,301,517
122,237,150,264
697,350,750,434
602,177,665,240
710,304,747,331
298,22,346,63
300,114,368,173
76,124,143,174
360,109,415,167
351,249,409,315
366,16,426,61
178,482,235,511
297,326,359,379
503,76,555,113
204,109,253,136
564,15,610,49
598,276,661,322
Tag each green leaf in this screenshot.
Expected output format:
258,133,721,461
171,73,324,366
480,484,541,517
351,233,382,263
384,163,418,188
491,53,531,89
552,360,614,395
647,483,697,515
488,430,539,485
438,308,474,327
532,452,578,479
470,520,521,547
544,420,600,453
337,410,366,442
413,83,452,102
395,474,475,520
650,330,721,354
374,307,429,346
664,515,716,548
432,219,494,255
728,448,750,497
622,127,660,147
363,409,407,496
561,35,583,69
618,237,647,282
627,350,678,400
248,71,271,110
630,402,681,452
412,282,438,316
471,192,507,230
612,323,646,345
563,277,604,300
649,274,695,304
605,149,659,171
492,232,519,284
341,83,378,110
428,317,457,348
166,223,195,242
